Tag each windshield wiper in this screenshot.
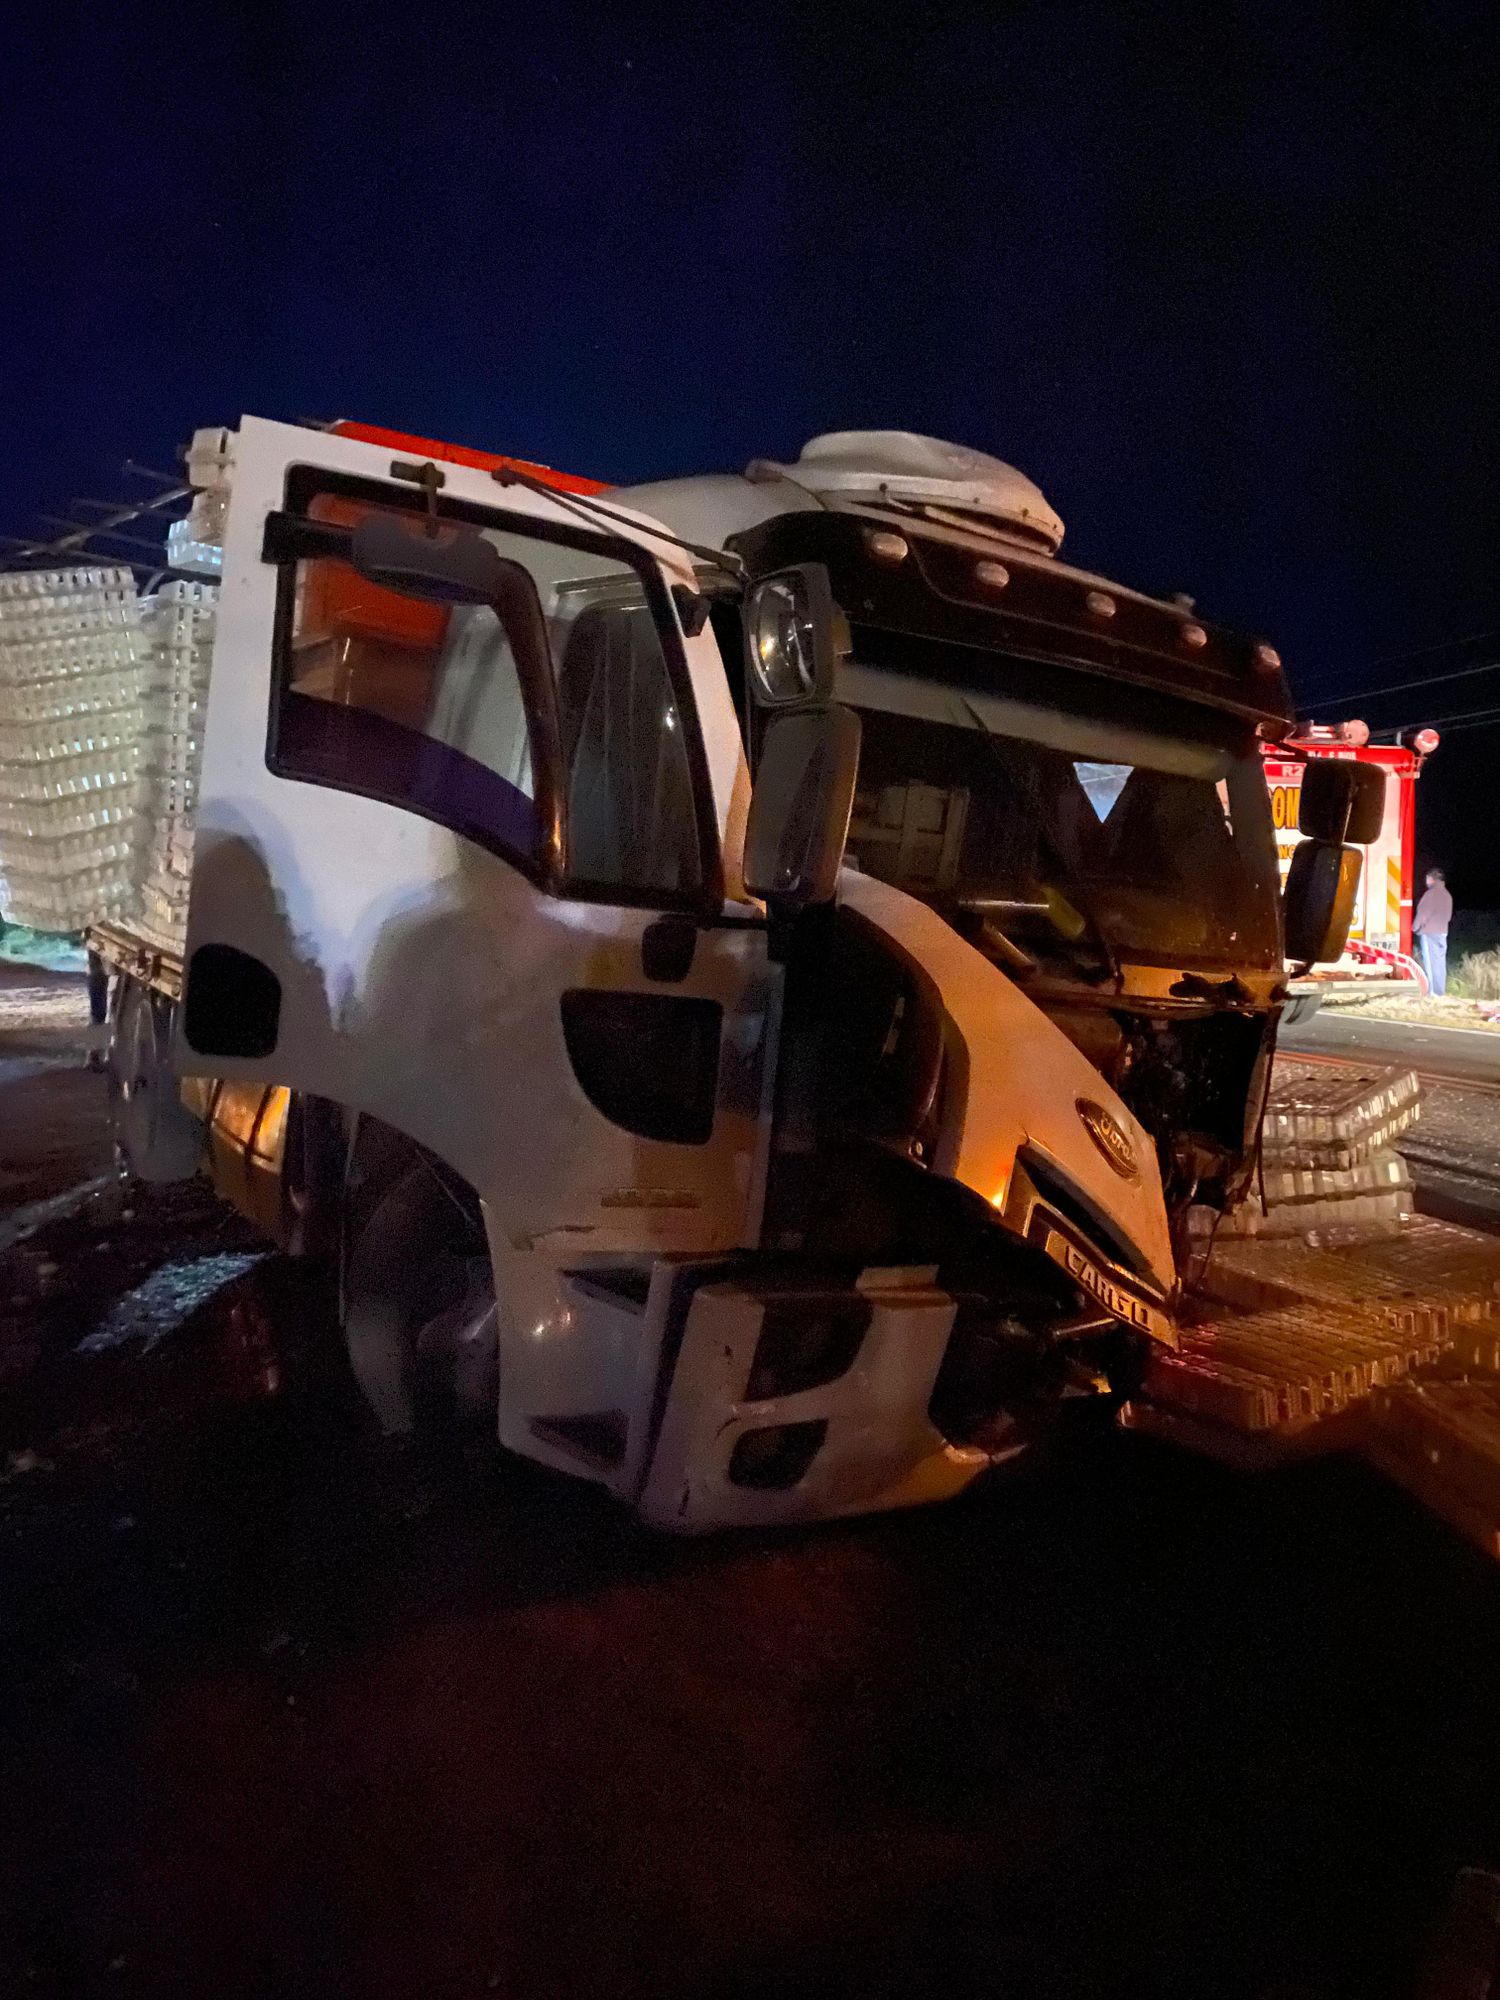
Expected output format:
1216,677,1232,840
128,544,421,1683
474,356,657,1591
957,695,1122,990
490,462,747,588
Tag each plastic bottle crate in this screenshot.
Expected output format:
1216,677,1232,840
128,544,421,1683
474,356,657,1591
144,888,191,920
142,720,202,757
0,612,137,648
142,839,194,886
1344,1218,1500,1318
146,575,219,611
0,791,136,840
1261,1066,1422,1168
0,634,146,686
142,786,199,825
0,748,141,803
1,666,148,726
136,883,191,950
141,892,191,933
0,564,136,600
1258,1149,1411,1207
0,607,141,650
1216,1182,1413,1245
0,712,144,762
6,829,135,878
146,613,217,649
1199,1221,1500,1341
1447,1327,1500,1375
3,865,134,931
0,565,156,931
146,815,194,861
142,717,204,759
1142,1295,1446,1437
126,579,217,940
142,762,198,800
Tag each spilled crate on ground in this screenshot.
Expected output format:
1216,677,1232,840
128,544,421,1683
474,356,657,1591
1127,1064,1500,1558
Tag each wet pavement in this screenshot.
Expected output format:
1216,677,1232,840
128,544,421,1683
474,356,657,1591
5,988,1500,1997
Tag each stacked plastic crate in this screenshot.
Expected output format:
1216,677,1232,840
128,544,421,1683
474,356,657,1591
129,578,217,952
1214,1065,1421,1246
1135,1066,1437,1461
0,567,147,930
163,427,231,578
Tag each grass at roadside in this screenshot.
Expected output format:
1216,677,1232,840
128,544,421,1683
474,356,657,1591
1317,988,1500,1031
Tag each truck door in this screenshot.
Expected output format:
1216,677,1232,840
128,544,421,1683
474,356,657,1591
179,418,776,1259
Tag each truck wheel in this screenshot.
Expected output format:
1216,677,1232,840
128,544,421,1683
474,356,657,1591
1280,989,1324,1028
339,1145,497,1436
280,1094,346,1259
107,978,204,1183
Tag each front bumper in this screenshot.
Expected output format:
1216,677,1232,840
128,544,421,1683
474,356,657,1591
635,1195,1174,1532
636,1272,991,1532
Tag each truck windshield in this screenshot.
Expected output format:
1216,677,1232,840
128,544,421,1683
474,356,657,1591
840,658,1282,974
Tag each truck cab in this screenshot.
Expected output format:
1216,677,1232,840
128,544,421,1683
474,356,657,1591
619,432,1296,1234
106,420,1366,1529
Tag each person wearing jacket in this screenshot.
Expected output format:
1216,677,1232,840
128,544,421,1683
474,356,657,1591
1414,866,1454,996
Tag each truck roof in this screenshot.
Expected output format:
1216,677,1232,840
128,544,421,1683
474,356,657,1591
329,420,1292,732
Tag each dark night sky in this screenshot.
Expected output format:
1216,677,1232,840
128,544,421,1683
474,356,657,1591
4,2,1498,893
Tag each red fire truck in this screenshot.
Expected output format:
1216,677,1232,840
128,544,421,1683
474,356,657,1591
1266,722,1441,991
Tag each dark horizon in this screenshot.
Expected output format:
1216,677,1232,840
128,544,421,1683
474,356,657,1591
5,1,1497,893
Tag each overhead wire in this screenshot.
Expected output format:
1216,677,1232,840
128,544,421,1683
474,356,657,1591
1299,650,1500,717
1362,625,1500,671
1363,701,1500,740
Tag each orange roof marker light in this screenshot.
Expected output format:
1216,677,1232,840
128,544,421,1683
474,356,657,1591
329,420,610,497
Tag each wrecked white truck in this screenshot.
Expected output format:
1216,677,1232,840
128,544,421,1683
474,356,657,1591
77,419,1380,1529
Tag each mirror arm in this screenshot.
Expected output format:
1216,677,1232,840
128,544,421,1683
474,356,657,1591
261,510,349,568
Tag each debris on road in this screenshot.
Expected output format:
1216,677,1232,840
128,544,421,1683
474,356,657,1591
76,1248,268,1354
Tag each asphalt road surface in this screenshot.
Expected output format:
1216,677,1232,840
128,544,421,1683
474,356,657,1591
4,980,1500,1999
1282,1009,1500,1092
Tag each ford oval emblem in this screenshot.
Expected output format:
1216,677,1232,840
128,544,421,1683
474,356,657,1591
1077,1098,1139,1181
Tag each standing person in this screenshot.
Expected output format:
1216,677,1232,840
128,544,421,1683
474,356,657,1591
1414,866,1454,996
85,946,109,1072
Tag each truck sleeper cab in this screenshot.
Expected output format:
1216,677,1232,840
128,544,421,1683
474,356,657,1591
117,420,1340,1531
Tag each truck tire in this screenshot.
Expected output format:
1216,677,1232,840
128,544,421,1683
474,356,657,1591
280,1093,346,1260
1279,990,1324,1029
107,977,205,1183
338,1130,497,1436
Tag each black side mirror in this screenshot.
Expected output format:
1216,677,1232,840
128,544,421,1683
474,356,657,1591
1284,839,1362,964
350,513,509,605
743,563,846,708
1298,758,1385,845
744,705,862,910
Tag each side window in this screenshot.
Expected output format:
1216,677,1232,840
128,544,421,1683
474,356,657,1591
269,486,705,898
275,495,546,867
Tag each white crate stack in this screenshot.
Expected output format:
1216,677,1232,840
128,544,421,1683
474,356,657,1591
130,579,218,952
1211,1065,1421,1247
0,566,148,931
